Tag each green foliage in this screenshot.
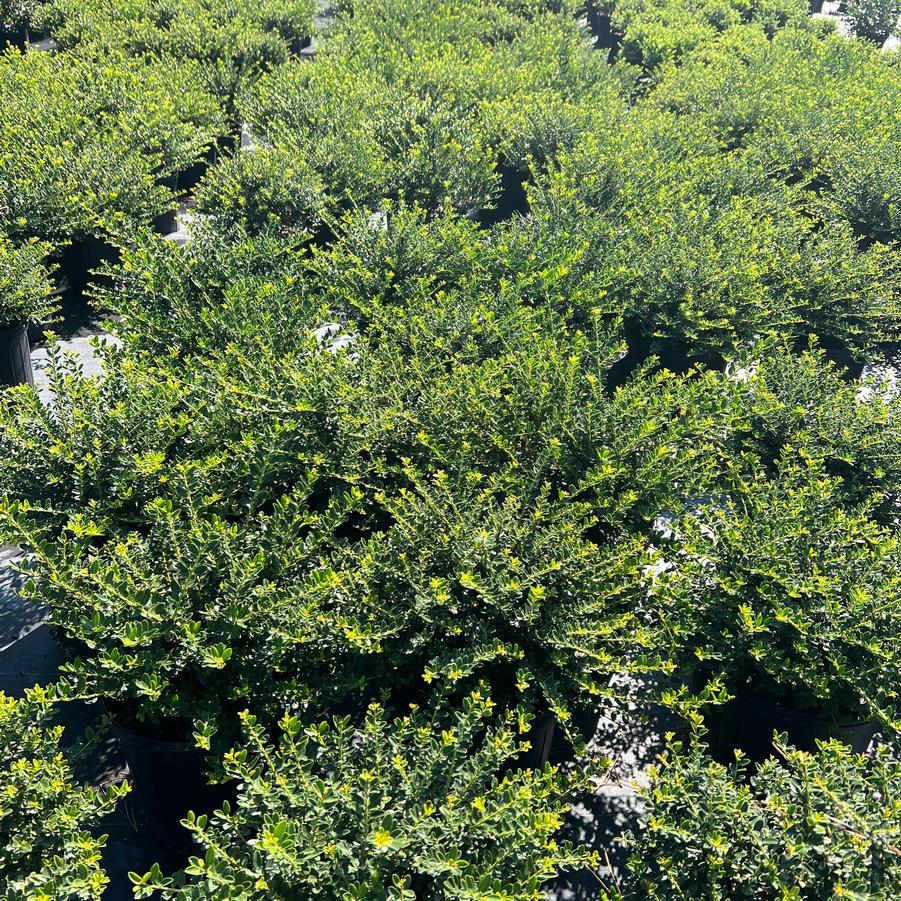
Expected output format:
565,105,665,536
648,457,901,726
0,47,221,242
39,0,316,110
0,688,127,900
193,143,326,236
131,694,599,900
652,26,901,244
206,2,625,226
611,737,901,900
846,0,901,43
97,222,313,358
728,343,901,503
612,0,807,71
525,89,901,353
0,0,43,39
0,233,55,328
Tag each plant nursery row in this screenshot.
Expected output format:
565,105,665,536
2,0,901,897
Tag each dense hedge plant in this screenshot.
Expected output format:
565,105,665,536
0,338,363,734
0,688,127,900
652,27,901,246
95,222,314,359
0,246,745,737
132,694,598,899
610,737,901,899
0,47,221,244
612,0,807,72
199,5,625,229
727,343,901,505
527,112,901,356
0,0,43,43
39,0,317,114
0,233,54,328
648,457,901,728
845,0,901,44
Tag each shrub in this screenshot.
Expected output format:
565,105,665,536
846,0,901,43
610,737,901,900
0,688,127,900
0,341,362,733
193,143,326,236
528,101,901,354
39,0,317,111
0,0,43,41
612,0,807,72
96,222,313,359
0,234,55,328
0,47,221,243
131,694,599,900
652,27,901,245
647,457,901,729
728,342,901,504
227,5,626,225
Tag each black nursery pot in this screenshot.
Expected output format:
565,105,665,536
516,706,599,770
54,237,118,296
821,344,865,382
290,34,313,54
606,332,725,390
586,0,621,56
0,323,34,387
703,689,878,767
152,208,179,236
477,160,529,227
110,716,234,856
808,0,824,11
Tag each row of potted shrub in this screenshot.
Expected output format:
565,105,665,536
2,0,901,897
0,0,318,385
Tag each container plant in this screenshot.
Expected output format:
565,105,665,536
648,457,901,762
130,692,600,900
728,341,901,508
0,46,222,255
0,234,54,386
38,0,317,115
845,0,901,44
193,143,327,238
0,326,377,845
608,737,901,899
0,0,41,45
0,687,127,900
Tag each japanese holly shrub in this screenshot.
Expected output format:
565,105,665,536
240,51,499,217
95,222,315,359
40,0,317,112
0,340,366,734
0,234,55,329
328,0,571,48
728,342,901,505
531,120,901,354
613,0,806,72
0,688,127,900
131,693,599,900
306,205,488,319
237,7,618,222
652,27,901,244
845,0,901,43
0,47,221,243
648,458,901,729
295,330,740,717
610,737,901,900
193,142,327,237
